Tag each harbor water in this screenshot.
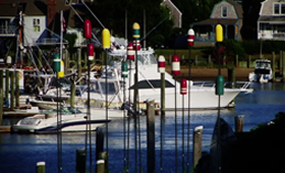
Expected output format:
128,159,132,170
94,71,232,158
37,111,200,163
0,82,285,173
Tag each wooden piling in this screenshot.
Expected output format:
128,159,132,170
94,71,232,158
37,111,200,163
76,148,86,173
235,115,245,132
5,70,9,107
247,55,251,68
283,52,285,82
36,161,45,173
208,54,212,64
77,48,82,84
70,83,75,108
147,100,155,173
272,52,276,81
16,71,20,108
10,71,14,110
96,127,104,159
96,160,105,173
0,70,3,125
227,67,236,83
279,51,283,73
161,72,165,117
193,126,203,169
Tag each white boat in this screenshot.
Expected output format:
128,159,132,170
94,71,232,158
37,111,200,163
98,45,252,110
11,107,110,133
248,59,273,83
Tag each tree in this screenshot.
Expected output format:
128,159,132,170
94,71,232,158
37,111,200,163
87,0,173,48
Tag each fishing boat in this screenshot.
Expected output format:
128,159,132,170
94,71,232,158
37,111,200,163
248,59,273,83
11,106,110,133
99,45,252,110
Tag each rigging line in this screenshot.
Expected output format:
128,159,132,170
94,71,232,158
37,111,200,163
68,3,102,46
33,44,54,73
4,39,14,59
140,16,168,42
81,0,105,29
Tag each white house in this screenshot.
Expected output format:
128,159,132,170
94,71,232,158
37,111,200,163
258,0,285,41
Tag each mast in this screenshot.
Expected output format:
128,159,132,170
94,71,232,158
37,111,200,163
60,10,63,63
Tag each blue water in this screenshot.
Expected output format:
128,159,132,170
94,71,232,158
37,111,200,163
1,82,285,173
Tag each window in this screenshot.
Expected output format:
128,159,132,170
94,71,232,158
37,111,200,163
274,4,279,14
274,3,285,14
281,4,285,14
129,80,175,90
221,6,228,18
33,18,40,32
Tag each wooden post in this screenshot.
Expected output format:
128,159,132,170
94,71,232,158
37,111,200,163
235,55,238,67
247,55,251,68
195,55,198,66
279,51,283,72
193,126,203,169
36,161,45,173
76,148,86,173
70,83,75,108
64,49,68,75
16,71,20,108
96,127,104,160
5,70,10,107
96,160,105,173
147,100,155,173
272,52,276,82
10,71,15,110
227,67,236,83
0,70,3,125
161,72,165,117
77,48,82,84
223,56,226,66
208,54,212,64
283,52,285,82
235,115,245,132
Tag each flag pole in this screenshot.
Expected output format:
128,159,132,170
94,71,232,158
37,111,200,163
60,10,63,62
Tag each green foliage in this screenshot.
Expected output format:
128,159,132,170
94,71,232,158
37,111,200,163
223,39,245,59
90,0,172,48
64,33,77,54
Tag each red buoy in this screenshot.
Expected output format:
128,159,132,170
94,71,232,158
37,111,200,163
180,78,187,95
84,19,92,39
171,55,180,76
88,43,94,61
133,40,141,50
158,55,165,73
187,29,195,47
127,42,135,61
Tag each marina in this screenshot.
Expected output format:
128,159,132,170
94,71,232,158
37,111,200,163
0,82,285,173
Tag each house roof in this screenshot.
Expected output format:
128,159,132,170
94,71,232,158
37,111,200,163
258,16,285,23
0,3,19,16
192,18,238,25
0,0,46,16
227,0,243,18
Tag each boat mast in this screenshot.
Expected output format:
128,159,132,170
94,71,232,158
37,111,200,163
60,10,63,64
